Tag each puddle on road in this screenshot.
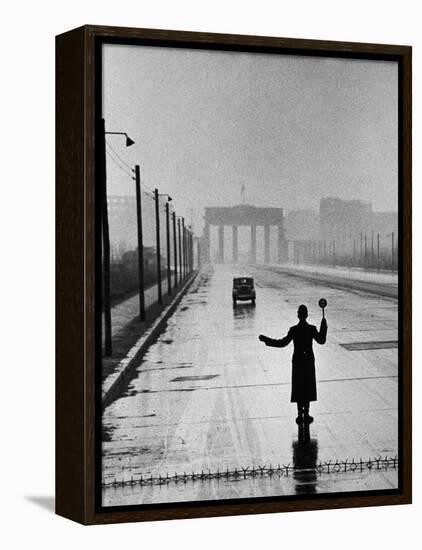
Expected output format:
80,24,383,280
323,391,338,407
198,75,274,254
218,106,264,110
170,374,219,382
102,425,113,442
341,340,398,351
140,363,194,373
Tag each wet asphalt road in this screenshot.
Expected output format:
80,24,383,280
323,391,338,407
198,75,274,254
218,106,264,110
102,264,398,506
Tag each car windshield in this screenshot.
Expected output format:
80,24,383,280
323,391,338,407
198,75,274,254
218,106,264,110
233,278,253,286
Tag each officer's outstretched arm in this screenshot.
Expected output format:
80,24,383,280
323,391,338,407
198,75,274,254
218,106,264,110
259,330,293,348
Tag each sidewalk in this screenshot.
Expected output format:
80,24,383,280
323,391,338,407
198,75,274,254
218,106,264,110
101,275,193,383
105,277,169,342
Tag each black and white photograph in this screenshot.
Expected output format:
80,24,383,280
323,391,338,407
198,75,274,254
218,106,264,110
99,42,400,508
2,0,421,542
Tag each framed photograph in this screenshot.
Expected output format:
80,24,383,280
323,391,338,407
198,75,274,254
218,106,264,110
56,25,411,525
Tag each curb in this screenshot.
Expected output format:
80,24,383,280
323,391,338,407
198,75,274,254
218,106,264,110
102,271,199,409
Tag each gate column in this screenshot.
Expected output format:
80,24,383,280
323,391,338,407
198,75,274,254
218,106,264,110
277,225,286,263
203,222,210,263
264,224,271,263
250,225,256,264
218,225,224,263
232,225,238,263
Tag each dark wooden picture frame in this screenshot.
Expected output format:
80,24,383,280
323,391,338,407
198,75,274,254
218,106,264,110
56,25,412,525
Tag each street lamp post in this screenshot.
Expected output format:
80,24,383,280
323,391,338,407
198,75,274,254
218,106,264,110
186,222,190,275
191,231,194,272
105,131,135,147
178,217,182,281
101,119,135,356
391,231,395,272
157,193,172,296
182,218,186,279
154,189,162,304
189,230,193,272
364,234,368,270
173,211,178,287
134,165,145,321
187,227,191,274
371,230,375,267
166,202,171,295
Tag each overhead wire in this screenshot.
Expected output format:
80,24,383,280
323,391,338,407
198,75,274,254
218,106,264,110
105,140,134,172
104,142,159,200
106,149,133,179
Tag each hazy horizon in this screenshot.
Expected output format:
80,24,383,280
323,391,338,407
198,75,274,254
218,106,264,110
103,44,398,234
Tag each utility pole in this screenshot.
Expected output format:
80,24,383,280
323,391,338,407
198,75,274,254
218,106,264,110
371,230,375,268
353,237,356,266
101,121,135,355
186,228,190,274
391,232,395,272
178,217,182,282
182,218,186,279
364,234,368,270
100,118,112,356
377,232,380,272
190,230,193,272
173,211,177,286
166,202,171,295
134,165,145,321
154,189,162,304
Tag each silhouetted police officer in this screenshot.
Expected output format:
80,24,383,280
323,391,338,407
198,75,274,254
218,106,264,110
259,304,327,424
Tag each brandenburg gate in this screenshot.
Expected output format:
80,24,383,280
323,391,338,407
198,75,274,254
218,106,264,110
203,205,287,263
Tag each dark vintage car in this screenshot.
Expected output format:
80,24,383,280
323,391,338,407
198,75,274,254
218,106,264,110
232,277,256,305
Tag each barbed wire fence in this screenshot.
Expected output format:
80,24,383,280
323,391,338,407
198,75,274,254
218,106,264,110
102,455,398,488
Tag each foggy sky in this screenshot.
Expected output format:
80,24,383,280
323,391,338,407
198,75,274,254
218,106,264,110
103,44,398,234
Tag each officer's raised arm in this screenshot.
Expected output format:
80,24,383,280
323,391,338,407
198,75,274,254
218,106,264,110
314,318,327,345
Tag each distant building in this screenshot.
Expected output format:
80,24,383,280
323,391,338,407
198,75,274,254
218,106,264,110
286,210,320,241
108,195,157,257
319,198,372,241
108,196,137,254
369,212,398,237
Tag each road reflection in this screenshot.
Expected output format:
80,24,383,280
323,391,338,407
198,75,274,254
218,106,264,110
292,422,319,495
232,302,257,330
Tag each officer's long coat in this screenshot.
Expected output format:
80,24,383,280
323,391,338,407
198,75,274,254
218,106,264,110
263,319,327,403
